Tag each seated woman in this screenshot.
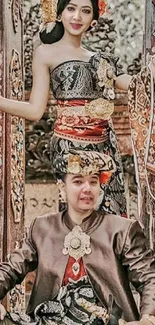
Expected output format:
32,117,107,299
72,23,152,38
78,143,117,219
0,150,155,325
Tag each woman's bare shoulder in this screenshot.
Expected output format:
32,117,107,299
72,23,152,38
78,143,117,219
33,43,59,68
82,48,96,59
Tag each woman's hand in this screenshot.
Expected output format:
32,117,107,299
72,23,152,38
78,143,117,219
0,303,6,320
115,74,132,91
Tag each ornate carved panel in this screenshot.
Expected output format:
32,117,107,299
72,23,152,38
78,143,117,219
0,0,25,310
0,49,5,262
0,51,4,184
24,3,41,89
0,51,4,97
8,0,23,33
9,49,24,223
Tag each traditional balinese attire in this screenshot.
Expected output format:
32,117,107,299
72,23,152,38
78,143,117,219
50,52,127,217
0,210,155,324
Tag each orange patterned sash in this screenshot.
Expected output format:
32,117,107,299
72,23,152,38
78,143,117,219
54,98,113,143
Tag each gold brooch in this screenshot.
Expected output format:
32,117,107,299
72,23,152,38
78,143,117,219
62,226,92,275
85,98,114,120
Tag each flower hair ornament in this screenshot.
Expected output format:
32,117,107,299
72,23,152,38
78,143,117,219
98,0,107,17
40,0,107,33
40,0,58,33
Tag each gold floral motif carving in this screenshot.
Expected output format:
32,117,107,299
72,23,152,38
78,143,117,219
10,49,24,223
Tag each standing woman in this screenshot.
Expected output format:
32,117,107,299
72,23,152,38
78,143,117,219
0,0,135,217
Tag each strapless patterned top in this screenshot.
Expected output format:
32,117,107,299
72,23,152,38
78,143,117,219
50,51,124,143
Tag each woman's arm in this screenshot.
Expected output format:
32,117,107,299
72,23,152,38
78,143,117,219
0,45,50,121
121,220,155,317
115,59,155,91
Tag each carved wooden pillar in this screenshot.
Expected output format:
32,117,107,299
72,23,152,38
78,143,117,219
0,1,6,263
142,0,155,245
143,0,155,58
0,0,25,311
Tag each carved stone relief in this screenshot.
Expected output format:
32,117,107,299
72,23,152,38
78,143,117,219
0,50,5,237
24,3,41,89
0,51,4,184
9,49,24,223
0,51,3,97
8,0,23,33
25,100,57,181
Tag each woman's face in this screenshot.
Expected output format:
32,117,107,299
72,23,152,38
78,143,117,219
64,174,100,213
61,0,94,36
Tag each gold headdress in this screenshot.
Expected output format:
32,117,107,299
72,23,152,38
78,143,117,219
55,149,116,203
54,150,116,177
40,0,58,33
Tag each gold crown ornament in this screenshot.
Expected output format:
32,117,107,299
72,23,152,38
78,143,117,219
40,0,58,33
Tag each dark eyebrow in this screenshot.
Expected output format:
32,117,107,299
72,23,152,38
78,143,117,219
90,175,99,180
68,3,92,9
72,175,83,180
71,175,99,181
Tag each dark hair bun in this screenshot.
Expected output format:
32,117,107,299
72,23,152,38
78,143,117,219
40,22,64,44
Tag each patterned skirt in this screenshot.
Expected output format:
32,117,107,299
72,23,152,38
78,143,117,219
5,276,107,325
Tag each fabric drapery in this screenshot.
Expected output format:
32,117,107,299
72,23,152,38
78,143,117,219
128,66,155,247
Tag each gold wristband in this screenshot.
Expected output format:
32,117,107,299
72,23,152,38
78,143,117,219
141,315,155,325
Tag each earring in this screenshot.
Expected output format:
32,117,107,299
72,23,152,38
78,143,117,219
91,20,98,28
57,15,62,22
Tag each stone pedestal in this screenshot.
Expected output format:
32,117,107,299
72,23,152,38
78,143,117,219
25,183,58,227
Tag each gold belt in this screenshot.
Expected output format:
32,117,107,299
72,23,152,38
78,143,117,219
56,98,114,120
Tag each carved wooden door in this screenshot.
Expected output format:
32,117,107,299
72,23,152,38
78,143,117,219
0,0,25,311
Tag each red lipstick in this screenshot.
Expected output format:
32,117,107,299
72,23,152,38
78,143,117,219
71,23,83,30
